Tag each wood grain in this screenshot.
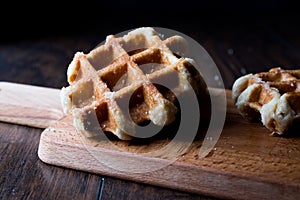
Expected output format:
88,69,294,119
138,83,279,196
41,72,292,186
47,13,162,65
0,122,102,200
101,177,217,200
37,88,300,200
1,82,299,199
0,82,64,128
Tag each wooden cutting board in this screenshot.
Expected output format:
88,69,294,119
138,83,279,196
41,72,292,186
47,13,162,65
0,81,299,200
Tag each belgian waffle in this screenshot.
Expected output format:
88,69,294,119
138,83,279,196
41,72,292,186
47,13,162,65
61,27,208,140
232,67,300,135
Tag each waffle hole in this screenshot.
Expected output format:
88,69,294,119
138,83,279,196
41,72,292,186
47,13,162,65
129,84,181,140
269,82,298,94
100,63,129,91
133,48,164,67
128,86,151,126
258,72,281,82
95,102,110,130
154,84,179,106
127,48,147,56
173,53,182,59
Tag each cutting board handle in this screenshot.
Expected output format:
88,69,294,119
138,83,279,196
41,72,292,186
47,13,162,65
0,82,64,128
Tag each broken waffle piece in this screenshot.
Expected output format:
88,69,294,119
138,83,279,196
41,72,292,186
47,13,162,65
60,27,208,140
232,67,300,135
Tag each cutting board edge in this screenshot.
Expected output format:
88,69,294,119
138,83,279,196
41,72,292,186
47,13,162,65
37,128,300,200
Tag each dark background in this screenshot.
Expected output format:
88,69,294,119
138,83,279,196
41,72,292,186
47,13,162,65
1,0,299,41
1,0,299,89
1,0,300,89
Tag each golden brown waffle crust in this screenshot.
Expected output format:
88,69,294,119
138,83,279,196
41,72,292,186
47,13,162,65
232,67,300,135
60,27,208,140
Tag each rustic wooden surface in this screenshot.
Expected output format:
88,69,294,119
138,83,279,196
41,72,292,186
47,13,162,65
0,82,63,128
1,7,300,199
3,81,299,199
36,88,299,200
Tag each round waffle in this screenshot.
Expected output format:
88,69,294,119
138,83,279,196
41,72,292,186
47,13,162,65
232,67,300,135
61,27,208,140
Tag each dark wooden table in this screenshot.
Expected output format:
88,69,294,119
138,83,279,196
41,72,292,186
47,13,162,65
1,3,300,199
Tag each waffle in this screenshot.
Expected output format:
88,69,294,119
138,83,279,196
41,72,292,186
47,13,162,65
60,27,208,140
232,67,300,135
